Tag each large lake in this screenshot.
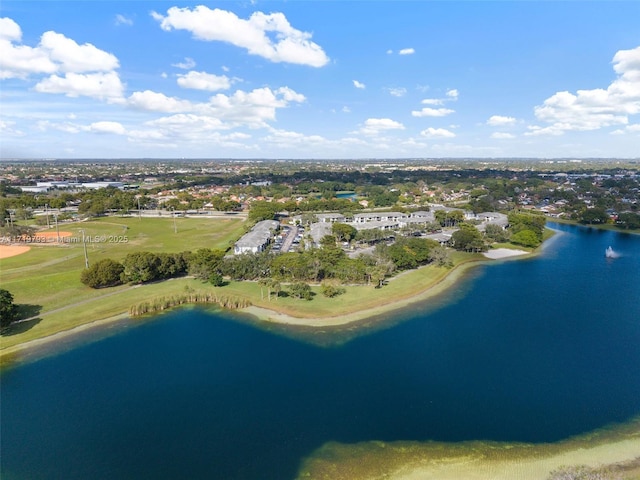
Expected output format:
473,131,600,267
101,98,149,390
1,223,639,479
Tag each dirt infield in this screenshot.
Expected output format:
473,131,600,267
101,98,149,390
0,245,31,259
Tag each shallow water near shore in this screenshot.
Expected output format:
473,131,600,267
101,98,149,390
1,223,639,479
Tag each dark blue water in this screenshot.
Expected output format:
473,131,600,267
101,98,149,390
1,223,639,480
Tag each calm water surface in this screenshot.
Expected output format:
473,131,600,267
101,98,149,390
1,223,639,479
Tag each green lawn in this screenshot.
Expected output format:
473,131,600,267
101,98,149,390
0,216,246,352
1,215,488,358
218,251,481,319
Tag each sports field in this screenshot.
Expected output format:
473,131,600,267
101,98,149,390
0,216,246,350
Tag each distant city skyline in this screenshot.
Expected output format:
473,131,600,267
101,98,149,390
1,1,639,159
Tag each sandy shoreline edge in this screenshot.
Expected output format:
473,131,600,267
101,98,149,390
299,422,640,480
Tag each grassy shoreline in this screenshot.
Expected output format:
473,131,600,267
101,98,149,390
1,220,544,363
0,254,490,363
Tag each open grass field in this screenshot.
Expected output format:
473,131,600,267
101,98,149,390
0,216,246,352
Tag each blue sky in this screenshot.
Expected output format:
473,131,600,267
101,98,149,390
1,1,639,159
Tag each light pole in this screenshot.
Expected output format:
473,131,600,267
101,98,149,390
172,208,177,234
80,229,89,268
54,213,60,243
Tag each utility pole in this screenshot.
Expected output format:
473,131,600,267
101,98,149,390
172,208,177,234
80,229,89,268
54,213,60,243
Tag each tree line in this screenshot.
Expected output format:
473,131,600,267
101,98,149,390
80,248,226,288
81,236,451,294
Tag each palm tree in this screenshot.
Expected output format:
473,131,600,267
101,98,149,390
270,280,281,301
258,277,270,300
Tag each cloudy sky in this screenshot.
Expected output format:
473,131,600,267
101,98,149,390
1,1,639,159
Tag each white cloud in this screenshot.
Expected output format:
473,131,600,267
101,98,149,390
128,90,194,112
418,90,457,108
130,116,262,150
177,71,231,91
115,14,133,26
205,87,306,125
398,48,415,55
0,17,122,94
0,18,57,79
421,127,456,138
145,114,226,132
0,17,22,41
35,71,125,101
39,31,119,73
411,107,455,117
611,124,640,135
342,106,351,113
491,132,516,139
524,125,566,137
89,121,126,135
0,39,57,79
388,87,407,97
353,80,366,89
532,45,640,132
264,128,328,147
128,86,305,128
487,115,517,126
172,57,196,69
357,118,405,135
36,120,81,134
127,129,165,141
275,86,306,103
0,119,24,136
152,6,329,67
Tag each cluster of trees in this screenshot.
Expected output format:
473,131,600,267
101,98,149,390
221,235,448,288
434,209,465,227
616,211,640,229
0,289,19,328
507,211,546,248
365,185,400,207
77,188,143,216
80,248,225,288
450,224,486,252
248,198,363,222
376,237,441,269
577,207,610,225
